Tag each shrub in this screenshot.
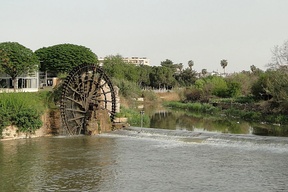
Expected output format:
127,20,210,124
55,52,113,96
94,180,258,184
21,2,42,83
0,92,46,135
183,88,202,101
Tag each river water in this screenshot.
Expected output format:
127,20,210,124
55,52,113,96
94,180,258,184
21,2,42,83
1,127,288,192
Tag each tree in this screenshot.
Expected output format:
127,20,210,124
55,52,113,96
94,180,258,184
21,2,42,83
270,40,288,68
160,59,177,73
102,54,140,82
250,65,257,73
138,64,152,88
160,59,174,68
150,66,176,89
35,43,98,74
220,59,228,74
177,68,197,87
188,60,194,70
0,42,39,91
201,68,208,76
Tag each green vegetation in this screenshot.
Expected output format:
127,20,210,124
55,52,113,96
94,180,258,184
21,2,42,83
0,92,48,136
116,106,150,127
35,43,98,75
2,39,288,136
164,101,219,114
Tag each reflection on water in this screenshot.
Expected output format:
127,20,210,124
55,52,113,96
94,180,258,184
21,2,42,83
0,136,118,192
149,109,288,137
1,130,288,192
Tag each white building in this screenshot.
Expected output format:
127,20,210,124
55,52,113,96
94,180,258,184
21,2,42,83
98,56,150,66
0,71,39,92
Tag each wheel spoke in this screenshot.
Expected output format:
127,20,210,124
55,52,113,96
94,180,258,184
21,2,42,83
60,64,116,135
66,96,83,107
66,108,86,113
68,115,85,122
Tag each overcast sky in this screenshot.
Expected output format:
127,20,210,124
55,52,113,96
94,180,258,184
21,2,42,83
1,0,288,73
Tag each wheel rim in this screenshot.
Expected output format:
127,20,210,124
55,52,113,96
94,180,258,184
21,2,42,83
60,63,116,135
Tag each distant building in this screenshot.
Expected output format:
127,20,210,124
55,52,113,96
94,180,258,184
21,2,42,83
98,56,150,66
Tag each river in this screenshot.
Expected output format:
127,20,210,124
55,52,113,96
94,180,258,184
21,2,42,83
1,127,288,192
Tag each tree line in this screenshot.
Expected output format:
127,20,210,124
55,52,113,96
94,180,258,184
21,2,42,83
1,41,288,107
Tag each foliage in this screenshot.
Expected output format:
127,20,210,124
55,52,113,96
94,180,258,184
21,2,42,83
226,72,259,96
269,39,288,68
188,60,194,70
174,68,197,87
0,42,39,90
220,59,228,73
149,66,176,89
183,87,202,101
112,78,142,98
160,59,177,71
226,81,241,98
0,93,47,135
138,64,152,88
164,101,219,114
265,69,288,102
102,55,139,82
116,106,150,127
102,55,199,90
35,43,98,74
141,90,158,102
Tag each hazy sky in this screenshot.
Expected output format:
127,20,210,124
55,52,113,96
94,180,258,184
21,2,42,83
1,0,288,73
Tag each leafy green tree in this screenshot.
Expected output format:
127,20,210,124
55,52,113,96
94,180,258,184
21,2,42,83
35,43,98,74
0,42,39,91
102,54,139,82
251,73,271,100
160,59,177,73
175,67,197,87
102,54,126,79
220,59,228,74
160,59,174,68
138,64,152,88
266,69,288,102
150,66,176,89
226,81,241,98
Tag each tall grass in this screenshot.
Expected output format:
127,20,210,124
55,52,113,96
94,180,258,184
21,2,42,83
0,92,47,136
116,106,150,127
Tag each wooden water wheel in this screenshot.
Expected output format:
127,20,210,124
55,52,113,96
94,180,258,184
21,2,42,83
60,63,116,135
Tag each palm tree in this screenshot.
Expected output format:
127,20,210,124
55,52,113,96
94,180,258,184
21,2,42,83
220,59,228,74
201,68,207,77
250,65,257,73
188,60,194,70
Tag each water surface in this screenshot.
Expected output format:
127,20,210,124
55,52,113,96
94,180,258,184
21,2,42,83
1,128,288,192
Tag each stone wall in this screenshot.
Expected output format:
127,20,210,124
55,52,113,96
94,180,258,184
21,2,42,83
1,111,51,140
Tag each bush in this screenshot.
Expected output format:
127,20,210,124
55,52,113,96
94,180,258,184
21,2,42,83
183,88,202,101
113,78,141,98
0,92,46,136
